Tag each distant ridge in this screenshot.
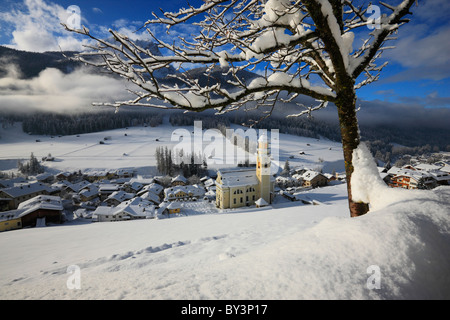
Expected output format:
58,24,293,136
0,46,81,78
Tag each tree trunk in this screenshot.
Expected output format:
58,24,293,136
335,88,370,217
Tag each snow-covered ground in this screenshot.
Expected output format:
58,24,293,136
0,122,449,300
0,181,449,300
0,119,345,175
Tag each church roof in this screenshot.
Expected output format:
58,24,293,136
217,168,258,187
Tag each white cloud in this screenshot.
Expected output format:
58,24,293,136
0,0,92,52
0,65,132,114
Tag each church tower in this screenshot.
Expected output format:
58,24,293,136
256,133,271,205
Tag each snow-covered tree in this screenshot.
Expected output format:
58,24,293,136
64,0,417,217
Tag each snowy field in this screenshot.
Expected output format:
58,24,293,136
0,122,449,300
0,119,345,175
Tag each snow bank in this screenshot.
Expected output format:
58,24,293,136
351,142,440,211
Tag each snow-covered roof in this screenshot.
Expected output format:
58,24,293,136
171,175,187,183
1,182,52,198
98,184,120,192
139,191,160,204
93,198,155,218
167,202,181,209
427,171,450,181
302,170,325,181
392,168,433,181
164,185,205,198
16,195,63,218
0,177,27,188
79,185,99,198
255,198,268,206
106,191,134,203
66,180,91,193
414,163,442,172
217,168,257,187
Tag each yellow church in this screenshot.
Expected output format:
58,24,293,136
215,133,274,209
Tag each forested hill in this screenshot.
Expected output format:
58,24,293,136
0,46,81,78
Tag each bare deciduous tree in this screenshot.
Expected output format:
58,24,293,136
64,0,417,217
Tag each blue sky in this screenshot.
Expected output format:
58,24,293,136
0,0,449,117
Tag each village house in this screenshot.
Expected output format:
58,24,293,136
114,168,136,179
79,184,100,202
34,172,54,183
92,198,155,222
164,184,205,202
215,134,274,209
387,167,436,189
98,184,121,201
0,195,63,230
122,181,144,194
166,201,181,214
137,183,164,199
64,180,91,194
301,170,328,188
84,170,113,182
0,182,53,211
138,191,161,205
105,190,135,207
0,214,22,232
171,175,187,186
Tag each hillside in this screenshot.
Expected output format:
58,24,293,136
0,118,346,175
0,46,81,78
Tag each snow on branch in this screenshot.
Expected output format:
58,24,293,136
62,0,417,114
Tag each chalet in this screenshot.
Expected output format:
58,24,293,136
92,198,155,222
56,172,75,181
215,134,274,209
79,185,100,202
171,175,187,186
139,191,161,205
0,182,52,210
428,171,450,186
35,172,54,183
115,168,135,179
123,181,144,194
105,191,135,207
414,163,442,172
64,180,91,193
301,170,328,188
1,195,63,229
137,183,164,198
389,170,436,189
84,170,112,182
164,185,205,202
98,184,121,201
166,201,181,214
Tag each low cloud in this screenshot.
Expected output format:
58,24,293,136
0,64,132,114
